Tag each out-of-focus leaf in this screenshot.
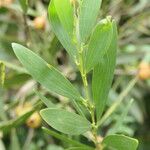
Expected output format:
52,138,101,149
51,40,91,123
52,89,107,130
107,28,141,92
1,60,27,74
102,134,139,150
43,127,93,150
48,0,77,59
0,139,5,150
12,43,82,102
107,99,133,135
35,91,57,108
47,144,64,150
0,7,8,14
66,147,90,150
79,0,102,42
0,110,34,133
0,62,5,87
0,92,7,121
19,0,28,13
92,21,117,120
97,77,138,127
85,18,113,72
40,108,91,135
10,129,20,150
4,73,30,89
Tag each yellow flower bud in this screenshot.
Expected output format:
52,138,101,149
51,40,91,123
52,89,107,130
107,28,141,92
33,16,46,30
26,112,42,128
15,102,32,117
138,62,150,80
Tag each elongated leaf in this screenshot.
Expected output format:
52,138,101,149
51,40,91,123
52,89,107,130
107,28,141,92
48,0,77,59
0,62,5,87
12,43,82,102
0,93,7,121
0,60,27,73
0,140,5,150
40,108,91,135
102,134,139,150
42,127,93,150
66,148,90,150
79,0,102,42
19,0,28,13
54,0,74,36
0,110,34,133
35,91,57,108
47,145,63,150
85,18,113,72
107,99,133,135
97,77,138,127
10,129,21,150
92,21,117,120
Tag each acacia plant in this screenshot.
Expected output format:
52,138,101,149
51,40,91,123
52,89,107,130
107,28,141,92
12,0,139,149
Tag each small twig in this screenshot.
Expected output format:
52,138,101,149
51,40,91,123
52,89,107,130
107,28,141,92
23,14,30,45
115,69,138,76
97,76,138,127
23,128,34,150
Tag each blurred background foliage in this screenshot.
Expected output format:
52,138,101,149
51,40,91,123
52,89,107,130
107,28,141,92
0,0,150,149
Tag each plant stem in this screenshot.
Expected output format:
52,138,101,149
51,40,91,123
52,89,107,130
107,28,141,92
23,13,30,45
77,39,100,150
97,76,138,127
78,47,89,100
73,4,100,149
23,128,34,150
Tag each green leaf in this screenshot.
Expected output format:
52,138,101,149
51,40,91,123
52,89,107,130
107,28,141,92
85,18,113,72
79,0,102,42
107,99,133,135
0,110,34,133
10,129,21,150
12,43,82,102
92,21,117,120
35,91,57,108
48,0,77,59
0,60,27,74
47,144,64,150
66,148,90,150
40,108,91,135
54,0,74,36
0,61,5,87
42,127,93,150
0,92,7,121
19,0,28,13
102,134,139,150
0,140,5,150
97,77,138,127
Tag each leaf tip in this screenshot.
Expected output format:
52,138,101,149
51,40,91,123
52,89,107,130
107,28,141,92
40,108,49,118
39,109,45,117
11,42,16,48
11,43,20,53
